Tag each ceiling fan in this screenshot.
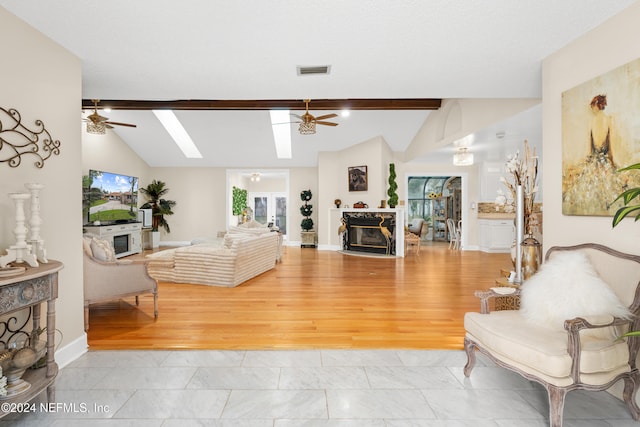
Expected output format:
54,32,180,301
83,99,137,134
291,99,338,135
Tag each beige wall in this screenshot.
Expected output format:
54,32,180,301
542,2,640,255
0,8,84,362
317,136,393,246
288,167,318,243
82,130,151,187
148,167,228,242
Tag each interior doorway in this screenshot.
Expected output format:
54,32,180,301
406,175,465,247
249,192,287,235
226,169,290,240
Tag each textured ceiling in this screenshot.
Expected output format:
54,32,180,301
1,0,635,166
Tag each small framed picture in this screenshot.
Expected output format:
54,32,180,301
348,166,368,192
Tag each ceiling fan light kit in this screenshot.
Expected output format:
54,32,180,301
292,99,338,135
453,147,474,166
298,121,316,135
86,122,106,135
83,99,136,135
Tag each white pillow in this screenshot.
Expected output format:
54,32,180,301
90,237,116,262
520,251,632,330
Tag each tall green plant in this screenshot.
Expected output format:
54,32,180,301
612,163,640,227
232,186,248,216
140,180,176,233
387,163,399,207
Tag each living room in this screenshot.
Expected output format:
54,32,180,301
1,0,640,393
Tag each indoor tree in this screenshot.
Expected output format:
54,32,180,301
387,163,399,208
140,180,176,233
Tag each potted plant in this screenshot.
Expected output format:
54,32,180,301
612,163,640,339
140,180,176,247
300,190,316,247
612,163,640,227
232,186,248,223
387,163,399,208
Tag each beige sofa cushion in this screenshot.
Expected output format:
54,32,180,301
465,310,630,386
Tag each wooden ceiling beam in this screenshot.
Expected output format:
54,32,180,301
81,98,442,111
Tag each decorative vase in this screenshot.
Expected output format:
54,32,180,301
521,235,542,280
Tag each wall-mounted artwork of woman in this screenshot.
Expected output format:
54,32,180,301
561,58,640,216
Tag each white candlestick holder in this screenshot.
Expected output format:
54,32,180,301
25,183,48,263
0,193,38,268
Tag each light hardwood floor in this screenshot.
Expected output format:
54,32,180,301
86,244,511,350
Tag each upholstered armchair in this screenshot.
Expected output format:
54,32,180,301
83,234,158,331
464,243,640,427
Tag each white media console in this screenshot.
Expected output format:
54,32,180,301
84,222,143,258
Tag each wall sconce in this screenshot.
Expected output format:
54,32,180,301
250,173,261,182
453,147,474,166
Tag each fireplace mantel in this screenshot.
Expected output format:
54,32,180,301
329,208,405,257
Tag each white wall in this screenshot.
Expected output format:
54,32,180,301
542,2,640,255
0,7,85,362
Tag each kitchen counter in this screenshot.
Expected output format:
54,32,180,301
477,212,515,220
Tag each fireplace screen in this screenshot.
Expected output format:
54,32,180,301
113,234,129,255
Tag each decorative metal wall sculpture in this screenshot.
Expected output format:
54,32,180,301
0,107,61,168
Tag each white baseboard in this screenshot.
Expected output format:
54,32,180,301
318,244,340,251
55,333,88,369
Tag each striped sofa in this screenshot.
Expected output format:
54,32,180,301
146,230,279,287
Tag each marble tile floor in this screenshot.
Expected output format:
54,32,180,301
1,349,636,426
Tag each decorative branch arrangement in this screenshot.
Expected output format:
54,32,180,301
496,140,539,235
0,107,61,168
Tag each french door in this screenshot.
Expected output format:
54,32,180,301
248,192,287,236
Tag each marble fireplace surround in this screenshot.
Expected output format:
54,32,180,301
337,208,405,257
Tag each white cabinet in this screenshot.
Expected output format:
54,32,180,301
478,219,514,253
85,222,143,258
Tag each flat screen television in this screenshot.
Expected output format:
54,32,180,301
83,170,139,225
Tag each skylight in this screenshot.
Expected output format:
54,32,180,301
269,110,292,159
152,110,202,158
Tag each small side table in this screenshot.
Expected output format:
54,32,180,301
494,276,521,310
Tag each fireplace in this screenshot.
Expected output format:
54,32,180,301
343,214,395,255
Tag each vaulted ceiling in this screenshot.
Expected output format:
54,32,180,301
1,0,635,167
